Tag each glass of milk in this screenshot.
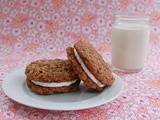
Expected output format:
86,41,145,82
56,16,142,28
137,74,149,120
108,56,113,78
111,13,150,73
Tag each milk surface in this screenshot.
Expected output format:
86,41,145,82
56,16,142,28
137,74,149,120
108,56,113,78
111,22,150,71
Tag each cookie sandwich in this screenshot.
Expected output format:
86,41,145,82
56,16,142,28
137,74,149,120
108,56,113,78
25,59,80,95
67,40,115,91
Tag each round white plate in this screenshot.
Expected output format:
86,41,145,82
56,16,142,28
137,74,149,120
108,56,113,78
2,68,124,111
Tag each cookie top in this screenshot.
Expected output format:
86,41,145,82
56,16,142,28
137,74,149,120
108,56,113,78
74,40,114,86
25,59,77,82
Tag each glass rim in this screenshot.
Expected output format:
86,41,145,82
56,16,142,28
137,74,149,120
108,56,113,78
113,12,150,21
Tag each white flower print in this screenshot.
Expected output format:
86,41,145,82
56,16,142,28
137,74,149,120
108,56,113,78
33,38,39,44
72,15,81,25
75,0,82,5
27,52,36,57
105,36,111,43
130,103,139,111
116,6,123,12
72,25,81,34
12,28,21,36
29,9,37,17
3,111,14,119
47,37,54,43
36,15,42,20
3,46,12,53
8,0,15,7
66,25,72,32
96,18,105,26
91,23,97,30
135,97,149,105
54,39,63,46
46,45,56,52
106,20,112,30
42,12,51,20
60,6,69,15
0,71,7,78
109,117,122,120
152,26,160,34
20,0,29,5
64,36,74,44
13,49,23,58
127,5,136,12
3,6,10,14
70,5,78,12
31,0,40,7
87,5,96,13
39,6,46,13
27,19,36,28
119,95,132,102
97,7,105,16
98,27,107,35
28,29,38,37
2,27,11,35
37,22,46,31
57,30,65,38
98,0,107,6
20,7,28,14
137,3,145,11
105,13,111,20
22,25,28,32
58,18,66,26
88,34,95,40
49,8,55,13
29,112,43,119
107,5,113,12
52,13,60,22
107,109,118,116
78,8,86,16
82,26,92,34
40,32,50,40
111,100,120,106
45,0,53,9
14,42,24,49
66,18,71,24
41,42,48,47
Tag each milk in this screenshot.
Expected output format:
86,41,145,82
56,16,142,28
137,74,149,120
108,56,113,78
111,22,150,72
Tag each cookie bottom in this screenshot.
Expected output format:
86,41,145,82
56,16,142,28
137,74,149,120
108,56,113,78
27,80,80,95
67,47,104,91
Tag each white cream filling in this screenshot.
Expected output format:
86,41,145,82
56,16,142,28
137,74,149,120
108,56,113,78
31,79,77,87
74,48,105,87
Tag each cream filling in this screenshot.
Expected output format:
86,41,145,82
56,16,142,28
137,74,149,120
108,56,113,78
74,48,105,87
31,79,77,87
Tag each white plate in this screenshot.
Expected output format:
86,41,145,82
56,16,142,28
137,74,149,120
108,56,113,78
2,68,124,111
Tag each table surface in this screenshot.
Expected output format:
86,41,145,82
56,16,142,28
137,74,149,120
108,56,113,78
0,0,160,120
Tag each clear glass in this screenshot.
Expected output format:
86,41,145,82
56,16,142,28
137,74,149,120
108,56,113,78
111,13,150,73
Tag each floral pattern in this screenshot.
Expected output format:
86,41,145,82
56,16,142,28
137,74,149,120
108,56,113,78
0,0,160,119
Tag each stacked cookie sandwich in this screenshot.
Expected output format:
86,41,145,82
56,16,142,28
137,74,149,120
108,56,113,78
25,40,115,94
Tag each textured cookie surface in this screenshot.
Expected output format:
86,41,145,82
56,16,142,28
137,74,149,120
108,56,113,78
67,47,103,91
25,59,79,94
67,40,115,91
25,59,77,82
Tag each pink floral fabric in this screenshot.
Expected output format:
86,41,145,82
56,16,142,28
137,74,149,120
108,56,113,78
0,0,160,119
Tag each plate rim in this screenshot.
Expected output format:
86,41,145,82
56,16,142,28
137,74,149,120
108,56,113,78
2,68,124,111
